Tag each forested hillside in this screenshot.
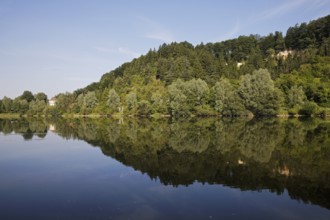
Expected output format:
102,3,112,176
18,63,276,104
1,15,330,117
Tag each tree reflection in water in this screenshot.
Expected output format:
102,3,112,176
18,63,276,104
1,117,330,209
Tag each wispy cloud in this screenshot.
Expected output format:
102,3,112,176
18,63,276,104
258,0,308,20
305,0,330,18
118,47,141,58
216,19,240,42
214,0,318,42
310,0,329,9
94,46,140,58
139,16,175,43
146,31,174,43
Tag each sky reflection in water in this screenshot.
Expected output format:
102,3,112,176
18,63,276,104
0,118,330,220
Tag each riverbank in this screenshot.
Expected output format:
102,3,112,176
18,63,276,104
1,112,329,119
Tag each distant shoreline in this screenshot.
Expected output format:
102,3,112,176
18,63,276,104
0,113,329,119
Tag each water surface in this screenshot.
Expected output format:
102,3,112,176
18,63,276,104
0,118,330,219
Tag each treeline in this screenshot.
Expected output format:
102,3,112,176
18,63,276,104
0,91,49,116
1,15,329,117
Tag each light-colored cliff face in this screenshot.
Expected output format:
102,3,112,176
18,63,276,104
277,50,294,60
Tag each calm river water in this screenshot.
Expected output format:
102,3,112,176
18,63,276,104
0,118,330,219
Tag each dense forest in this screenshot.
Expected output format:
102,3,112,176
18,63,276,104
1,15,330,117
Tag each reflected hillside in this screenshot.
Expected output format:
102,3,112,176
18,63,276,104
49,117,330,209
1,117,330,209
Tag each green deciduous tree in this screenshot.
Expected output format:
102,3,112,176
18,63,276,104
239,69,280,115
184,78,209,110
12,99,29,114
20,91,35,102
286,85,306,108
126,92,138,114
107,89,121,113
83,91,98,113
1,96,13,113
212,78,245,115
168,79,189,116
35,92,48,102
151,92,167,114
54,93,75,114
28,100,47,116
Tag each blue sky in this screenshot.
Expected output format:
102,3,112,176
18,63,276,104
1,0,329,99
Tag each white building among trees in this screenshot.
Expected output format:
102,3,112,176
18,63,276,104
49,97,56,106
